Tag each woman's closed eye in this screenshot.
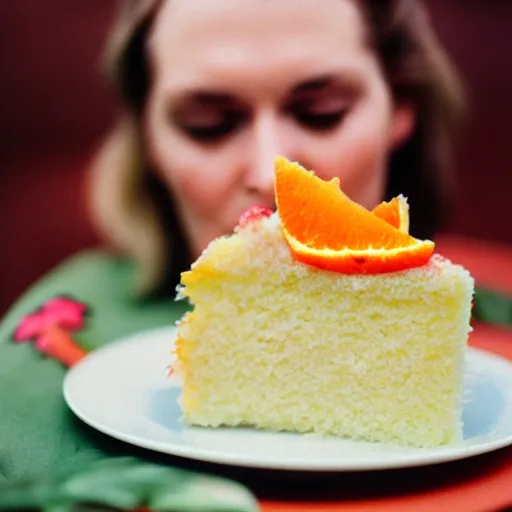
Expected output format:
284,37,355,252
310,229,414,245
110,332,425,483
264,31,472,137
293,108,348,130
181,110,245,142
287,91,352,132
171,95,247,143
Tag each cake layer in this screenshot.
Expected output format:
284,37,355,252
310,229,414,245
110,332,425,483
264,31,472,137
174,216,474,447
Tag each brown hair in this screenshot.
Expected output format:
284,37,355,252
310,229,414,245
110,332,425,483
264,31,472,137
88,0,464,296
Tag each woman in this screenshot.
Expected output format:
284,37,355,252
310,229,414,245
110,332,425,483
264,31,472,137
89,0,463,297
0,0,464,508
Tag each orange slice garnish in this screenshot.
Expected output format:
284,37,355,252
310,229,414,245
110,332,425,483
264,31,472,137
372,195,410,233
274,157,434,274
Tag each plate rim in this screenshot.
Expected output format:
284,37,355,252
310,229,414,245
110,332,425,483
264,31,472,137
63,326,512,471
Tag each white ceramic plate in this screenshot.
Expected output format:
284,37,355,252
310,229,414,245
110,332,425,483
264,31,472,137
64,326,512,471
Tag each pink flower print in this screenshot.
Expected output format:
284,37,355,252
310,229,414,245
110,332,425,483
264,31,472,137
13,296,89,367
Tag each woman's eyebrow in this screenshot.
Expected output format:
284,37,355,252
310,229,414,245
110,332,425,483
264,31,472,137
291,72,363,95
189,92,234,103
169,90,242,109
292,76,333,94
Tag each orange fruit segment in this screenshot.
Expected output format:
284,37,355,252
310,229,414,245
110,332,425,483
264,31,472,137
372,195,410,233
274,157,434,274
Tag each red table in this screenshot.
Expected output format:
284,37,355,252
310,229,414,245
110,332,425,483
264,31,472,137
260,234,512,512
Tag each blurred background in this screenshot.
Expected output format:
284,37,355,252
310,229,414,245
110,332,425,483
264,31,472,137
0,0,511,315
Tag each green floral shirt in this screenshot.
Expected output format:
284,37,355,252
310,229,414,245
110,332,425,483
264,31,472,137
0,250,258,511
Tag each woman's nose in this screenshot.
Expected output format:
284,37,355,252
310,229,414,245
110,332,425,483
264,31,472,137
244,111,289,204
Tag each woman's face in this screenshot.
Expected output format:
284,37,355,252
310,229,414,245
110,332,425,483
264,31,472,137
145,0,414,257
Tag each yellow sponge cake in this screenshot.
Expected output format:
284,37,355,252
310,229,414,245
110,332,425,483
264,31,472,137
173,158,474,447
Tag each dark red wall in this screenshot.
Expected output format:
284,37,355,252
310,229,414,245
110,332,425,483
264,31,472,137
1,0,511,314
429,0,512,243
0,0,116,156
0,1,115,314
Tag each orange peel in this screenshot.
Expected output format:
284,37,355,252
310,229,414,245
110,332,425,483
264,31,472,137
372,195,410,233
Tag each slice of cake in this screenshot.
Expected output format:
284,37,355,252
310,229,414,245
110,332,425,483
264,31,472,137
173,158,474,447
